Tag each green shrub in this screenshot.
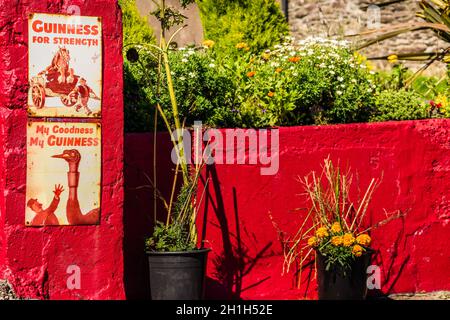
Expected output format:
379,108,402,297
163,48,239,127
125,46,240,130
197,0,289,58
126,37,382,129
228,38,378,127
120,0,154,46
120,0,158,132
370,89,428,122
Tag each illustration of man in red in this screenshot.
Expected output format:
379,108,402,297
27,184,64,226
40,47,75,84
69,77,100,116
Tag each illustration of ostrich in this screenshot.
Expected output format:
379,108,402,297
52,149,100,225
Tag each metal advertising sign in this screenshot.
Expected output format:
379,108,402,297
26,121,101,226
28,13,102,118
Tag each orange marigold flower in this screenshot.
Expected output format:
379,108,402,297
343,233,355,247
331,236,343,246
247,71,256,78
331,222,342,233
236,42,249,50
356,234,372,246
275,68,283,73
307,236,319,247
288,56,301,63
267,91,275,98
315,227,328,238
202,39,215,48
352,244,364,257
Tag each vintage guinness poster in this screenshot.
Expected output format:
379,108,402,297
26,122,101,226
28,13,102,118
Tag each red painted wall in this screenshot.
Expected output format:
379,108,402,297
0,0,124,299
124,119,450,299
123,133,177,299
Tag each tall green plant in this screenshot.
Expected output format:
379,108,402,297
125,0,206,252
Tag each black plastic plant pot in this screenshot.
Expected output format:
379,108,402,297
316,251,373,300
146,248,211,300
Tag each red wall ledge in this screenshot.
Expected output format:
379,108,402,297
124,119,450,300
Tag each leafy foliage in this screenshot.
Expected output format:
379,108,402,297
125,46,239,131
229,38,377,127
145,176,201,252
120,0,154,46
121,0,449,133
370,89,428,122
164,48,239,127
197,0,289,58
120,0,158,132
146,222,196,252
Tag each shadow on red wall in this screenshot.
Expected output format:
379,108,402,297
200,165,274,300
123,133,175,299
124,120,450,300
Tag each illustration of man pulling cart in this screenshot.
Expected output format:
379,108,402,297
29,46,100,115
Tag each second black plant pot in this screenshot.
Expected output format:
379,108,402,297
146,248,210,300
316,251,372,300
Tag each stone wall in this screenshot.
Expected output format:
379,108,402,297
288,0,448,73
